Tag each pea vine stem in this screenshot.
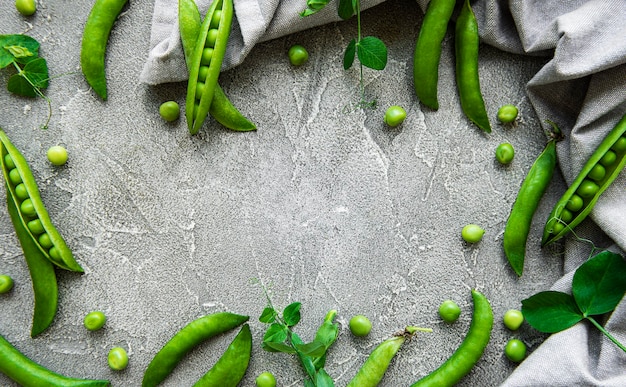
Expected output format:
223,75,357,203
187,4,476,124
586,317,626,353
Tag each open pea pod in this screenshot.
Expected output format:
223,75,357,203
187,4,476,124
0,129,83,273
542,113,626,245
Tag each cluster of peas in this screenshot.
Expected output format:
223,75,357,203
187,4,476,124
191,10,223,118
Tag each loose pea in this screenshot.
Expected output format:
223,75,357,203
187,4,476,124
504,339,526,362
611,136,626,152
4,154,16,169
439,300,461,323
195,82,206,101
384,106,407,127
288,44,309,66
599,150,617,166
0,275,14,294
9,168,22,185
205,29,219,48
159,101,180,122
462,224,484,243
565,194,584,212
47,146,68,166
587,163,606,181
27,219,45,235
200,47,214,66
15,0,36,16
108,347,129,371
198,66,210,82
84,311,107,331
38,233,53,249
210,10,222,29
497,104,519,124
559,208,573,223
576,179,599,198
349,315,372,337
255,371,277,387
495,143,515,164
20,198,36,217
14,183,29,200
502,309,524,330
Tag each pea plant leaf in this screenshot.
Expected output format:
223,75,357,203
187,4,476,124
300,0,331,17
572,251,626,317
283,302,302,327
343,39,356,70
521,291,583,333
262,322,288,345
294,340,327,358
0,34,40,68
357,36,387,70
338,0,355,19
259,306,277,323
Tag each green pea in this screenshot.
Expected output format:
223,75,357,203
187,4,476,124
38,233,53,249
20,198,36,217
210,10,222,29
198,66,210,82
587,163,606,181
195,82,205,101
200,47,213,66
15,0,36,16
559,208,573,223
504,339,526,362
159,101,180,122
108,347,129,371
4,154,16,169
49,246,61,262
46,146,68,166
84,311,107,331
288,44,309,66
497,104,519,124
495,143,515,164
462,224,484,243
576,179,599,198
14,183,29,200
27,218,45,235
502,309,524,330
205,29,219,48
565,194,584,212
384,106,407,127
349,315,372,337
439,300,461,323
255,371,277,387
599,150,617,166
0,274,14,294
611,136,626,152
9,168,22,185
550,221,565,235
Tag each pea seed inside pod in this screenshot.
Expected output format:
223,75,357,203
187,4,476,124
559,208,573,223
14,183,29,200
210,10,222,29
4,154,16,169
49,246,62,262
566,195,584,212
611,136,626,152
549,221,565,235
195,82,206,101
20,198,36,217
576,179,599,198
198,66,210,82
27,218,45,235
38,233,53,249
600,150,617,166
200,48,213,66
205,29,219,48
587,163,606,181
9,168,22,185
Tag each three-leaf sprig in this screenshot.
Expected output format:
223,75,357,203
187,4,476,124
1,34,51,128
522,251,626,353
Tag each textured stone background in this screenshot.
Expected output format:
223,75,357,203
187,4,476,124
0,0,566,385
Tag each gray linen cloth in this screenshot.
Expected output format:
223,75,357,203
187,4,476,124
140,0,626,385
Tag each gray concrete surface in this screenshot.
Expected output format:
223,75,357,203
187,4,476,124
1,0,565,385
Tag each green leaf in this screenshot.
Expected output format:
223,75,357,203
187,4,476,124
522,291,583,333
263,323,287,344
300,0,331,17
23,57,49,89
7,74,37,97
343,39,356,70
262,341,297,354
295,340,327,358
314,310,339,349
338,0,355,19
0,34,40,68
283,302,302,326
315,369,336,387
357,36,387,70
573,251,626,316
259,306,277,323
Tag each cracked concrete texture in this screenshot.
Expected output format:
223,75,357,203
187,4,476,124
1,0,564,385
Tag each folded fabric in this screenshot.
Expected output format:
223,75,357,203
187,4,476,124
141,0,626,385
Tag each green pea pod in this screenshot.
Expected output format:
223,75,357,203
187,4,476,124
411,289,493,387
6,195,58,337
542,113,626,246
0,129,84,273
0,334,110,386
193,324,252,387
80,0,129,100
185,0,234,135
455,0,491,133
141,312,249,387
413,0,456,110
179,0,202,69
504,124,560,276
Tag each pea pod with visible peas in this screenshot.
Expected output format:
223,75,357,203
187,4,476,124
80,0,129,100
503,122,562,276
455,0,491,133
0,334,110,386
193,324,252,387
413,0,456,110
542,113,626,245
0,129,84,273
411,289,493,387
142,311,249,386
